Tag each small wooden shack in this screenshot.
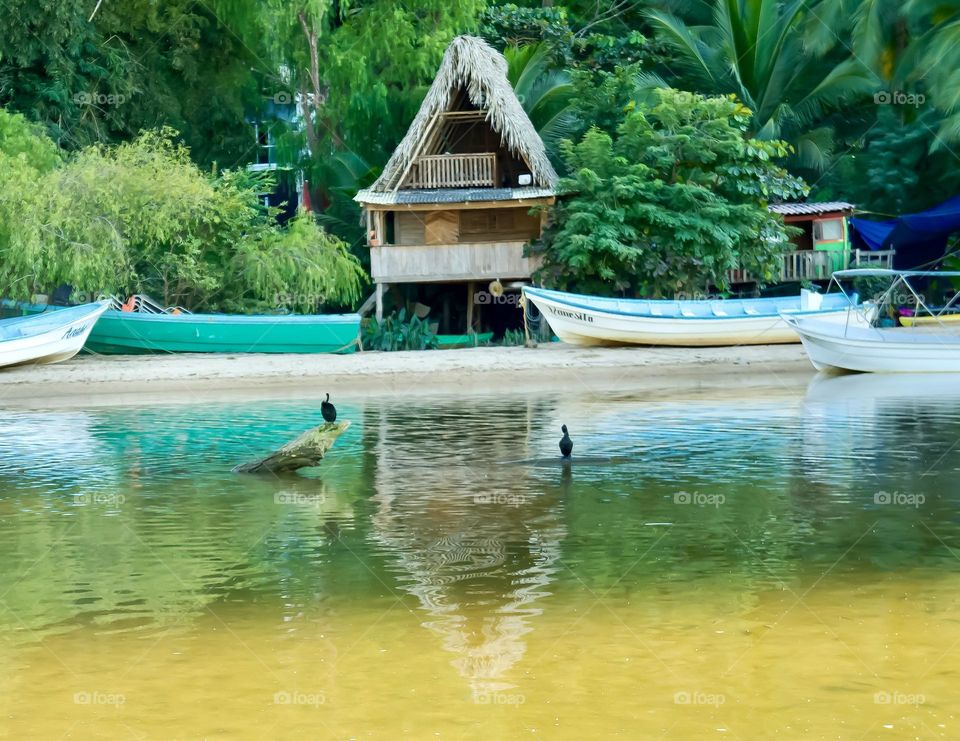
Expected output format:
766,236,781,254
355,36,558,332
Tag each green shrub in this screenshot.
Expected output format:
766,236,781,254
362,309,439,351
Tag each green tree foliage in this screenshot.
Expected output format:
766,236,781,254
0,128,366,312
815,107,960,214
644,0,876,171
532,89,807,297
505,43,577,159
0,1,260,166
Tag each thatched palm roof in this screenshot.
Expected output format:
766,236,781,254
367,35,558,193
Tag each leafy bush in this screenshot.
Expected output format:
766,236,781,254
361,310,439,352
531,88,807,297
501,329,526,346
0,126,367,312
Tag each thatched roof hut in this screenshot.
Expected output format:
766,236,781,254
359,35,558,198
354,35,557,331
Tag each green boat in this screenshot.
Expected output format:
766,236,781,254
86,309,362,354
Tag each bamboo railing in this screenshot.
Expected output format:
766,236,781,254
728,249,895,285
408,153,497,189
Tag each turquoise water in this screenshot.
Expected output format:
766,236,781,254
2,376,960,736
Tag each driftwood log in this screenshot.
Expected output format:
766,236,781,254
233,421,351,474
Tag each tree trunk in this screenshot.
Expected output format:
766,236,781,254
233,421,351,473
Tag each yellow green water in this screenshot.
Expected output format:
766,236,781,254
2,376,960,738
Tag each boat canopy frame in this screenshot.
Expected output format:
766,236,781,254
826,267,960,334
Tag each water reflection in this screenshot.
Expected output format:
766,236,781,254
365,403,568,696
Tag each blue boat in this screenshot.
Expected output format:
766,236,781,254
522,287,858,347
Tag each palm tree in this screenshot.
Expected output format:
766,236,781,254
504,43,578,162
645,0,877,170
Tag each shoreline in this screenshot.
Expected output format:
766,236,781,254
0,344,816,407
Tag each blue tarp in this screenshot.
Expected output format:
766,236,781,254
851,195,960,269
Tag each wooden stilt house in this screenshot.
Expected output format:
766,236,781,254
354,36,558,333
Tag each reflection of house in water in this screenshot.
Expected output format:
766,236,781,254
363,404,566,696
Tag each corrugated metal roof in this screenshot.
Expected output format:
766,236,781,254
355,186,555,206
768,201,855,215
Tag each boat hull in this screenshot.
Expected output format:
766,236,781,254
523,287,857,347
85,311,362,354
0,302,110,369
784,315,960,373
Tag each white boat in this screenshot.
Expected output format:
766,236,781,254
522,286,859,347
782,269,960,373
0,301,110,369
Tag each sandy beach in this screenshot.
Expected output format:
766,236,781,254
0,343,815,406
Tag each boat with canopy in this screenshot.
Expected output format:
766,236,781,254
782,268,960,372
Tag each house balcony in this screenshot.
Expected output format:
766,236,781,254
370,241,539,283
728,248,896,284
406,153,497,189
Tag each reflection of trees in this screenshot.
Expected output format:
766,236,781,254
364,403,566,696
0,406,366,641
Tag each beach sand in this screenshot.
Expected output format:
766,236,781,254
0,343,816,407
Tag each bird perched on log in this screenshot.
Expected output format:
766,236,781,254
321,393,337,423
559,424,573,458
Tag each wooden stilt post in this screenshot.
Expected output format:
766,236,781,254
466,281,475,334
375,282,384,321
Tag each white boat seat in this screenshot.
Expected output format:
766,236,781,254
712,307,728,317
680,309,696,317
744,307,760,315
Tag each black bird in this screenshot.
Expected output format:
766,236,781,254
321,393,337,423
559,424,573,458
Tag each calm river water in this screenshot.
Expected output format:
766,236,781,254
1,375,960,738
